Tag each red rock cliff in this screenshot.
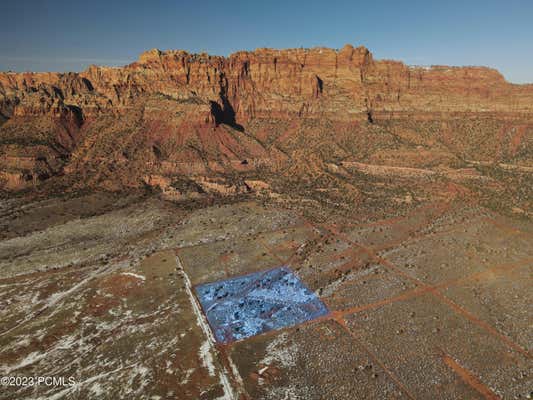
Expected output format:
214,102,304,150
2,44,532,122
0,44,532,191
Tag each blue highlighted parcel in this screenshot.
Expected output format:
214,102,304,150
195,266,329,343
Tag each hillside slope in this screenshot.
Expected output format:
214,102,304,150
0,45,531,216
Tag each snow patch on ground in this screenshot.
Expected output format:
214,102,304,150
0,351,46,374
0,333,80,374
260,332,297,368
180,368,195,384
121,272,146,281
199,340,216,376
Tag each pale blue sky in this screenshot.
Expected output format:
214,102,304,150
1,0,532,83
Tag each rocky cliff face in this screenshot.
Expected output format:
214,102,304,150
3,44,531,121
0,44,532,195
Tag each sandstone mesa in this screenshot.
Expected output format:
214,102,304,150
0,44,531,199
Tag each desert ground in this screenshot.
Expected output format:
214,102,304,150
0,185,531,399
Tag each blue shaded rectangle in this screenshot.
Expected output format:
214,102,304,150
195,266,329,343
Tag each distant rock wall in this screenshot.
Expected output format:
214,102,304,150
2,44,532,122
0,45,532,191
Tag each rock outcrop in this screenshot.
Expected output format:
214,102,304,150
0,44,532,192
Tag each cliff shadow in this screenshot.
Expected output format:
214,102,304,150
210,99,244,132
